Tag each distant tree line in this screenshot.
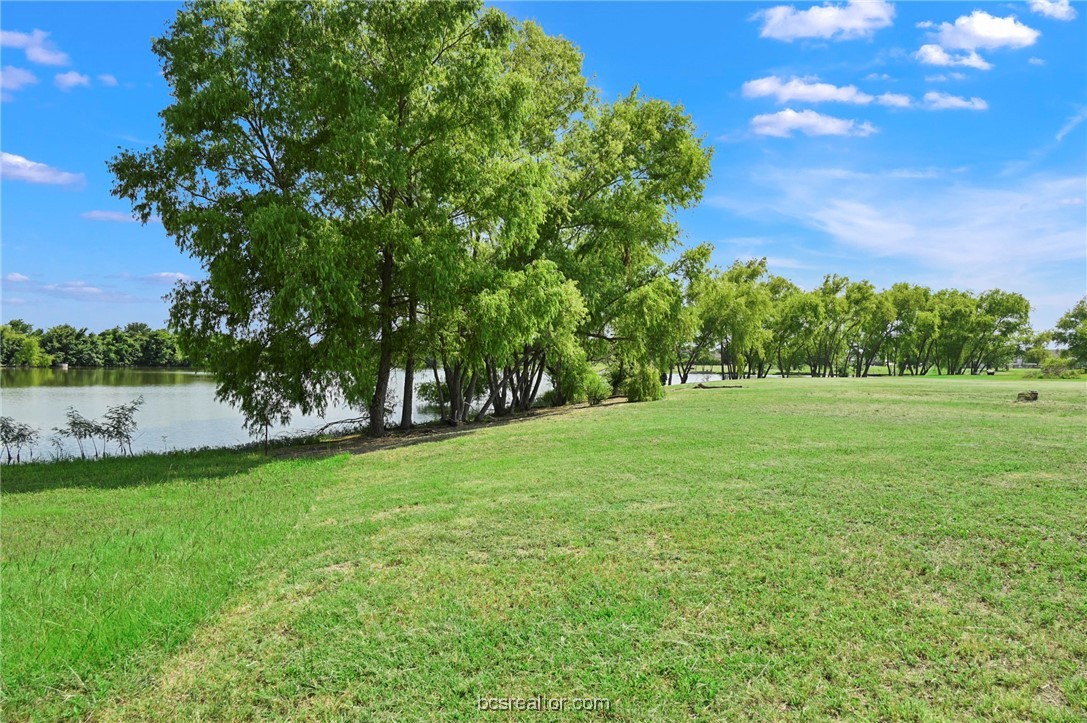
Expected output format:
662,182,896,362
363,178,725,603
666,257,1083,382
0,320,188,368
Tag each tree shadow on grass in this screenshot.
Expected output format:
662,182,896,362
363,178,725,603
0,448,272,495
269,397,624,461
0,397,629,495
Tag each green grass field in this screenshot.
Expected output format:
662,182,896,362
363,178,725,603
3,377,1086,720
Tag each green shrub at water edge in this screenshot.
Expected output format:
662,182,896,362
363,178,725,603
584,371,611,406
625,364,665,403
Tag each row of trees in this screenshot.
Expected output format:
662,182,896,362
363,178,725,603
0,320,187,368
665,258,1077,383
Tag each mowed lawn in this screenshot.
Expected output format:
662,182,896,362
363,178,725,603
2,378,1085,721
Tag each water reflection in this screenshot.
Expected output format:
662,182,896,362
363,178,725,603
1,367,210,388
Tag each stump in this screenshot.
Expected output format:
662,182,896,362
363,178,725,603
1016,390,1039,402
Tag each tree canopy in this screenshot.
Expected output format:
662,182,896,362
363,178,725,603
111,0,712,434
0,321,184,368
1053,297,1087,369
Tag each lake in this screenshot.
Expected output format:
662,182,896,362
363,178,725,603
0,367,718,458
1,368,465,458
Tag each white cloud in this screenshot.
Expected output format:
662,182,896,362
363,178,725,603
765,256,816,270
754,0,895,41
925,72,967,82
864,73,892,81
742,77,913,108
39,281,135,302
97,73,118,87
923,92,988,111
876,93,911,108
751,108,876,138
41,281,103,298
0,152,84,186
742,75,873,104
931,11,1040,51
1029,0,1076,21
915,44,992,70
0,29,69,66
1056,108,1087,142
54,70,89,91
0,65,37,92
1028,57,1045,66
2,273,145,304
141,272,192,285
81,210,138,223
915,11,1039,72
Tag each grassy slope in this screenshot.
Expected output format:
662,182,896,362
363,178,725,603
2,377,1085,721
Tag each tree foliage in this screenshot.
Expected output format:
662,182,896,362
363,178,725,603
1053,297,1087,369
663,267,1036,380
0,320,184,368
111,0,711,433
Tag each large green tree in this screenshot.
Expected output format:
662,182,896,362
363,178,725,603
1052,297,1087,369
112,0,543,434
885,283,939,376
112,0,711,434
0,324,51,367
844,282,896,377
39,325,102,367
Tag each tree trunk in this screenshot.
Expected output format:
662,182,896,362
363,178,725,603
462,372,477,423
476,366,510,421
399,299,417,430
445,364,462,425
430,360,447,420
399,355,414,429
369,336,393,435
528,352,546,407
369,247,395,436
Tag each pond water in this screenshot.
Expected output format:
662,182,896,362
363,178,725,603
0,367,718,457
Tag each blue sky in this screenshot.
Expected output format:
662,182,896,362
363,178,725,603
1,0,1084,331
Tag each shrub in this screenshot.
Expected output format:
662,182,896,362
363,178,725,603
415,381,443,406
0,416,41,464
1041,357,1082,379
584,371,611,406
541,388,576,407
625,364,665,403
52,396,145,459
101,396,145,456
